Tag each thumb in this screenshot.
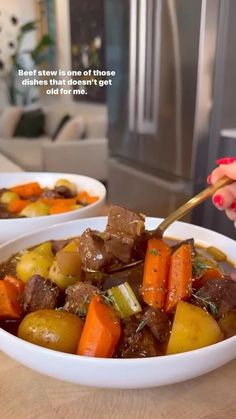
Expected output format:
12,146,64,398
211,161,236,183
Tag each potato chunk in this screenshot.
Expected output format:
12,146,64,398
16,251,52,283
18,309,83,353
166,301,222,355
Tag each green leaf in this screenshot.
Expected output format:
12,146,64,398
192,256,216,279
4,19,54,106
31,34,54,63
192,294,218,317
31,96,39,104
16,21,38,44
20,21,38,33
102,294,114,306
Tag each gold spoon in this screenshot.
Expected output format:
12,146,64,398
104,175,233,273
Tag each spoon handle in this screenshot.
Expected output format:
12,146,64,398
157,176,233,235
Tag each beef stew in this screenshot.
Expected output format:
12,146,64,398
0,179,99,219
0,205,235,358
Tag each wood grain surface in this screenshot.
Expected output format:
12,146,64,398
0,351,235,419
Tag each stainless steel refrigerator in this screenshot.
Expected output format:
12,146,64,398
105,0,236,238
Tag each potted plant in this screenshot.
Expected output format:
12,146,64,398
1,20,53,106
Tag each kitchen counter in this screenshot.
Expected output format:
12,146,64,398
0,351,235,419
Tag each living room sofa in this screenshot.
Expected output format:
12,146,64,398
0,153,23,172
0,105,108,181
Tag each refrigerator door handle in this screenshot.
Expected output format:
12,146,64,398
128,0,138,132
221,129,236,139
137,0,162,135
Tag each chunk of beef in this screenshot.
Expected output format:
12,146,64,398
0,204,14,219
102,276,126,291
55,185,76,198
193,279,236,318
106,206,145,237
51,239,71,254
41,188,61,199
116,317,161,358
218,310,236,338
23,275,61,312
223,272,236,281
102,263,144,301
105,206,145,263
28,196,39,202
133,235,148,260
63,281,99,316
0,319,20,335
79,228,112,271
142,307,171,342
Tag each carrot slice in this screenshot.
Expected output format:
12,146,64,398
193,267,222,289
141,238,171,309
164,243,192,313
77,191,90,204
8,199,30,213
41,198,77,206
49,203,74,215
77,192,99,205
85,196,99,205
0,281,22,319
10,182,42,198
77,191,96,204
3,275,25,295
77,295,121,358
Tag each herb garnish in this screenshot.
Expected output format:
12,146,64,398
192,294,218,317
149,248,159,256
75,307,87,317
136,320,147,333
102,293,114,306
82,294,90,306
192,258,211,278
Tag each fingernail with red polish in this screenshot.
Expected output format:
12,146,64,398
231,202,236,211
213,194,224,207
216,157,236,165
207,174,212,184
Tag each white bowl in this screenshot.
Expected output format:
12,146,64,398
0,217,235,389
0,172,106,244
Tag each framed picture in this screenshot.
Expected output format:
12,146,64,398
69,0,106,103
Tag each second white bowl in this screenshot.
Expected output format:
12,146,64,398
0,172,106,244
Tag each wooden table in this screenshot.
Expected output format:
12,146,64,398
0,351,235,419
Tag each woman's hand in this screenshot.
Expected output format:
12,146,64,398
209,157,236,223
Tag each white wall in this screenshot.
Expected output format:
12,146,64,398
0,0,36,22
0,0,37,107
5,0,37,48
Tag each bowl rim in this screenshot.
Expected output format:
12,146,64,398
1,322,235,364
0,172,106,223
0,216,235,362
